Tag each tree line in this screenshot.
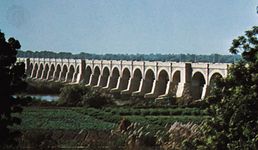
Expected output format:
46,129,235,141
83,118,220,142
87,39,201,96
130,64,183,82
17,50,241,63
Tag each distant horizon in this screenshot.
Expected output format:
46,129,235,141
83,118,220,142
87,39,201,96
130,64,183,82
19,49,237,55
1,1,257,55
19,49,241,57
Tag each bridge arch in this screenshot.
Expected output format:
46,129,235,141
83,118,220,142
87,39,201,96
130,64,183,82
109,67,120,89
143,69,155,94
54,64,61,80
72,65,80,83
42,63,50,79
83,66,92,84
31,63,38,78
209,72,223,88
27,63,33,76
36,63,44,78
66,65,75,82
171,70,181,94
144,67,155,78
192,69,207,84
191,71,206,100
47,64,55,80
131,68,142,92
99,67,110,87
60,64,68,81
119,68,131,90
91,66,100,86
208,70,224,84
156,70,169,96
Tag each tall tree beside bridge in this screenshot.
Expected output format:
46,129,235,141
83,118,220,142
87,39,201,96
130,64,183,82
188,26,258,149
0,31,27,146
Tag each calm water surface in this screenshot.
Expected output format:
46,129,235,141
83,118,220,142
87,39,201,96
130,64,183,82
29,95,59,101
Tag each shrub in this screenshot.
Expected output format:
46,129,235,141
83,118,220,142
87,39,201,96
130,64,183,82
25,79,64,95
59,84,89,106
82,90,109,108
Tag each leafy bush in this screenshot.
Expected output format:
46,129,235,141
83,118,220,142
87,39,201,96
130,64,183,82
25,79,64,95
59,84,89,106
82,89,110,108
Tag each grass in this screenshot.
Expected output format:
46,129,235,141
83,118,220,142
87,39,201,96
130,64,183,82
14,106,209,132
14,107,116,131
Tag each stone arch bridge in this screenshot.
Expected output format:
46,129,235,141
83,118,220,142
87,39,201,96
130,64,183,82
18,58,230,100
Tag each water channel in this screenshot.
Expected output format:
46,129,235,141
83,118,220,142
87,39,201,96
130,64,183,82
27,95,59,102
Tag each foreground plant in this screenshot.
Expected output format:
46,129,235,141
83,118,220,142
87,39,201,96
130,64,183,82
0,30,27,146
190,26,258,149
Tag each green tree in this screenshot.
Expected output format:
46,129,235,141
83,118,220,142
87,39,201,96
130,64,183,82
0,30,27,146
188,26,258,149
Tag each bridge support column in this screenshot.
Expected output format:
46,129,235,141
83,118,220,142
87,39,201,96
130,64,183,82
121,78,132,95
76,60,85,83
41,67,48,80
158,81,172,98
89,74,99,86
46,68,54,80
132,79,144,96
64,72,70,83
122,77,142,95
72,72,77,83
110,77,121,91
36,68,42,79
104,76,119,90
102,76,111,89
201,84,209,99
111,76,129,92
93,75,103,88
53,69,60,81
144,80,160,98
176,82,186,97
86,74,93,86
30,66,37,78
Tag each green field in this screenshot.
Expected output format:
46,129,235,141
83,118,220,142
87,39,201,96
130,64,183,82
15,106,208,131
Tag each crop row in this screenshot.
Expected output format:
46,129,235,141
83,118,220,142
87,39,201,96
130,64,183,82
103,107,208,116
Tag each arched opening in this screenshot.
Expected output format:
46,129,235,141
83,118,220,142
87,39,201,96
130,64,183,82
83,66,92,84
171,71,181,94
66,65,75,82
143,69,155,94
156,70,169,96
131,69,142,92
72,66,80,82
47,64,55,80
31,63,38,78
109,67,120,89
119,68,131,90
60,65,68,81
54,64,61,80
42,64,49,79
91,66,100,86
191,72,206,100
99,67,110,87
27,63,33,77
210,73,223,89
36,63,44,78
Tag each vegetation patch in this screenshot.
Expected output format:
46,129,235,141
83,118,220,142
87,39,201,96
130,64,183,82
25,79,64,95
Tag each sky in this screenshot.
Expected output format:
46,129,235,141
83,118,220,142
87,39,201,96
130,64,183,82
0,0,257,55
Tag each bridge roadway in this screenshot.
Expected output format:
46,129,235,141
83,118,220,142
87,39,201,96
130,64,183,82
18,58,230,100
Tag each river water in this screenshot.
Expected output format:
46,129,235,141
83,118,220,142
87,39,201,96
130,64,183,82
28,95,59,101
